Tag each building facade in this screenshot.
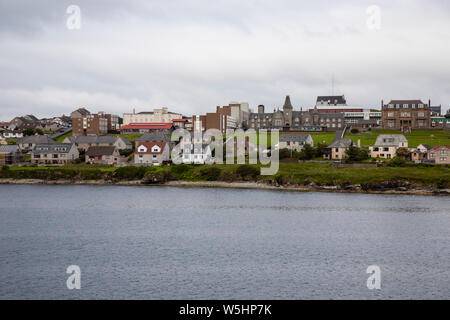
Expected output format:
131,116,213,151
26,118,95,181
428,146,450,164
134,141,170,165
123,108,183,126
31,143,79,165
381,100,431,130
369,134,408,159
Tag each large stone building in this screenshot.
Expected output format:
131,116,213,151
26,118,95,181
249,96,345,132
381,99,432,130
123,108,183,126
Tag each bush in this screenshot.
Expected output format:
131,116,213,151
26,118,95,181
200,166,222,181
119,149,133,157
298,144,316,160
114,166,148,179
345,146,370,163
171,164,191,175
388,157,406,167
235,165,259,179
350,128,359,134
2,165,9,171
279,148,302,160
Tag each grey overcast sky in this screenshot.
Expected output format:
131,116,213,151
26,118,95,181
1,0,449,120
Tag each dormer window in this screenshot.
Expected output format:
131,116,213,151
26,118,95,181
138,145,147,153
403,104,408,108
151,145,161,153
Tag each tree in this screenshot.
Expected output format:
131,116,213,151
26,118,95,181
299,144,315,160
315,142,328,157
345,146,370,162
24,128,35,136
396,147,411,160
445,110,450,119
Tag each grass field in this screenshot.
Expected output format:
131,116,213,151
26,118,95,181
112,133,143,143
345,130,450,147
55,131,73,143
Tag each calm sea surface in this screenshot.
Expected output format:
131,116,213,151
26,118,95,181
0,184,449,299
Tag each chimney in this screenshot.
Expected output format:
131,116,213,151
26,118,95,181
428,99,431,108
357,139,361,148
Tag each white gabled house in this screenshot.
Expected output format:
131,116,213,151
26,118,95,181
134,141,170,165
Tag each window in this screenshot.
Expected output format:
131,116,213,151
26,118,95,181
388,112,394,117
418,112,425,117
440,157,447,161
403,104,408,108
374,147,379,151
412,104,416,109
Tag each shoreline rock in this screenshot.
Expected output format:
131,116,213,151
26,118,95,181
0,178,447,197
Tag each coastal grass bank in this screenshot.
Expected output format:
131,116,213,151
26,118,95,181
1,162,449,193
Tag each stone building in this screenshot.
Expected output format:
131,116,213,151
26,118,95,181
248,95,345,132
381,99,431,130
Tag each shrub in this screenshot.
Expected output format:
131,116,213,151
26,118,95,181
119,149,133,157
200,166,221,181
235,165,259,179
388,157,406,167
298,144,316,160
279,148,302,160
114,166,148,179
345,146,370,163
2,165,9,171
350,128,359,134
171,164,191,175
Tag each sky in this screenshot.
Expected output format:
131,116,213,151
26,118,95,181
1,0,450,121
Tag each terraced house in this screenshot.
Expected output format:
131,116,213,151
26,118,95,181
31,143,79,165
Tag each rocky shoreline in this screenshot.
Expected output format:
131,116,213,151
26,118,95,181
1,178,449,196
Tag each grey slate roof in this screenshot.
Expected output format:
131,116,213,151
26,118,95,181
136,132,171,142
279,134,311,142
19,135,56,144
33,143,74,154
86,146,116,156
0,145,20,153
374,134,407,147
329,138,353,148
69,135,131,146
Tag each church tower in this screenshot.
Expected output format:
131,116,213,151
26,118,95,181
283,95,293,127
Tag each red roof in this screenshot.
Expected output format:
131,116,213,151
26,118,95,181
135,141,167,154
120,123,173,130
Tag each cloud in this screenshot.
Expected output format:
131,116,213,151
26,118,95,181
0,0,449,120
